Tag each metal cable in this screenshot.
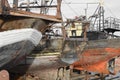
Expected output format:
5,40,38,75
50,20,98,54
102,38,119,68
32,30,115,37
62,0,79,16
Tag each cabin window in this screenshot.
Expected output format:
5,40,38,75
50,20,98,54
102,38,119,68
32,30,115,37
71,30,76,36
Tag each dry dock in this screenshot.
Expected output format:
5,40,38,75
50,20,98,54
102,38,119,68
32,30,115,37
8,54,120,80
7,38,120,80
9,53,68,80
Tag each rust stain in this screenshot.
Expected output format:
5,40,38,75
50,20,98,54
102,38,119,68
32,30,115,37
71,48,120,74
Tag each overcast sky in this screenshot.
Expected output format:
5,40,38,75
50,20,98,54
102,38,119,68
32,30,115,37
9,0,120,20
61,0,120,20
8,0,120,35
61,0,120,35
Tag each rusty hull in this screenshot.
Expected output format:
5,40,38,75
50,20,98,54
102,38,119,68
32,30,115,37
61,39,120,74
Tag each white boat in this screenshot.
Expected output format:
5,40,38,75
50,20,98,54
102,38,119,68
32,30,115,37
0,28,42,69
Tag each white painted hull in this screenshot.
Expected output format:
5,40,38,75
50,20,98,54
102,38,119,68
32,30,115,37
0,28,42,69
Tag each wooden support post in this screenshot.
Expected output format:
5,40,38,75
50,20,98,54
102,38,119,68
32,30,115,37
56,0,62,19
83,22,90,41
1,0,5,10
100,73,105,80
13,0,18,10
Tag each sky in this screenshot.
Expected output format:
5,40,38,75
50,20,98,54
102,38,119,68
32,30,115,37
60,0,120,35
8,0,120,35
61,0,120,20
8,0,120,20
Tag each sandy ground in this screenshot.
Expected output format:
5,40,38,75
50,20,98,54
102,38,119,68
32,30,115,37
9,55,70,80
9,55,120,80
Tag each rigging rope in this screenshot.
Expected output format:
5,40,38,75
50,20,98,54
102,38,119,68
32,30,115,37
62,0,79,16
104,4,117,18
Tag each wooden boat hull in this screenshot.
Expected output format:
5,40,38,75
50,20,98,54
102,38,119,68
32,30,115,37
0,28,42,70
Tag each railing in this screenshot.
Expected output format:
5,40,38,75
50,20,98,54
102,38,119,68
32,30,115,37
89,17,120,31
0,0,62,20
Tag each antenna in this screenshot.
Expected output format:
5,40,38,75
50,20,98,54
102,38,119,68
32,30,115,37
84,2,99,20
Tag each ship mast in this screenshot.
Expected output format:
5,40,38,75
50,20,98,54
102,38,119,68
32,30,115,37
89,0,105,31
98,0,104,31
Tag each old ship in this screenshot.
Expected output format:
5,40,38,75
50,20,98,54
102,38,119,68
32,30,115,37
0,28,42,69
0,0,62,70
61,3,120,76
